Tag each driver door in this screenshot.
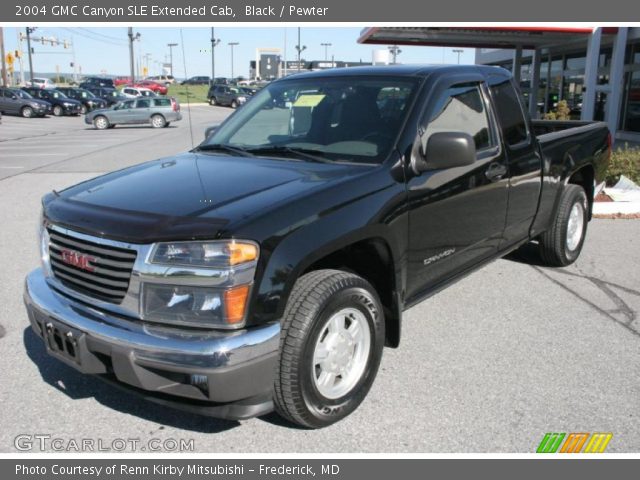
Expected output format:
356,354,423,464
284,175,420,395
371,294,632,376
405,79,509,300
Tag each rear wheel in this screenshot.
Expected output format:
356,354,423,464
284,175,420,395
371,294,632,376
93,115,109,130
163,122,171,128
539,184,589,266
53,105,63,117
151,114,166,128
274,269,385,428
21,106,34,118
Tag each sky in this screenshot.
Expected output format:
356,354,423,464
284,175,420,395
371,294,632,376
3,27,475,78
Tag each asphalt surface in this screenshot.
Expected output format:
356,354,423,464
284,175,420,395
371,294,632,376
0,109,639,453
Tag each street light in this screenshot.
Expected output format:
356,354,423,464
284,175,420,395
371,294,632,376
210,28,221,85
388,45,401,65
167,43,178,76
321,42,332,62
453,49,464,64
127,27,141,82
295,27,306,72
228,42,239,79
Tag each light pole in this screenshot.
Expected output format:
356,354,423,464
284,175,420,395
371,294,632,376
210,28,221,84
127,27,140,82
388,45,401,65
295,27,306,71
228,42,239,79
321,42,332,62
453,49,463,64
26,27,36,83
167,42,178,76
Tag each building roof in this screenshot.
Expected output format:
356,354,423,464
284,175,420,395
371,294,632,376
358,27,618,50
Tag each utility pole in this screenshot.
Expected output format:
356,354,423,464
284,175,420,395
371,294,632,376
0,27,7,86
321,42,332,62
26,27,35,83
210,28,221,84
228,42,239,79
388,45,401,65
167,42,178,76
453,49,463,64
128,27,140,82
295,27,306,72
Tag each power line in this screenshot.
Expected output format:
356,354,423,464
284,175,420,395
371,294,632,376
62,28,126,47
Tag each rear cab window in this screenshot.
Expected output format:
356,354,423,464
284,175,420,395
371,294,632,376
489,79,529,147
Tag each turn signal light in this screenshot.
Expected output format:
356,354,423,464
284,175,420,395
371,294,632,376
224,285,251,324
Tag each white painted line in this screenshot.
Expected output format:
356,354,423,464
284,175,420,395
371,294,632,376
4,153,68,157
0,166,25,169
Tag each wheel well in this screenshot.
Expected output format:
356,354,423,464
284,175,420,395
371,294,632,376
303,238,401,348
567,165,595,218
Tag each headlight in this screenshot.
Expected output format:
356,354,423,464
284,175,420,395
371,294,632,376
143,240,258,328
141,283,250,328
149,240,258,268
238,96,247,103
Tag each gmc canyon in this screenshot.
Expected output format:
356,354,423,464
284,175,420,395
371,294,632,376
24,66,610,428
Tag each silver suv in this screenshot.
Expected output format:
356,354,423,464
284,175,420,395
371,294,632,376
84,97,182,130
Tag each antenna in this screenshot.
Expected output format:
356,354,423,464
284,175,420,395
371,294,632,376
180,29,194,149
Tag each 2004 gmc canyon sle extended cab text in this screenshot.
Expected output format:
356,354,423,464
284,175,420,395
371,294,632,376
24,66,610,428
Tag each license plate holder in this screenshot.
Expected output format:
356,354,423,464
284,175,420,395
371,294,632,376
43,318,84,366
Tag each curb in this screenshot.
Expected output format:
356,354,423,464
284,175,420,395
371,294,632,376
593,201,640,216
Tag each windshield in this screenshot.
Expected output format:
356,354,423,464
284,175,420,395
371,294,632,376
50,91,67,99
202,76,418,164
79,89,94,98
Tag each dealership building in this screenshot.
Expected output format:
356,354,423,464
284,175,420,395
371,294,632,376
358,27,640,144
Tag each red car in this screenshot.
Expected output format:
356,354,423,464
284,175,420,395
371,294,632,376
114,77,132,87
124,80,168,95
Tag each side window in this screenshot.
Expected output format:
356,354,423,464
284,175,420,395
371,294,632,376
136,99,151,108
490,80,528,146
122,100,135,109
153,98,170,107
423,83,493,152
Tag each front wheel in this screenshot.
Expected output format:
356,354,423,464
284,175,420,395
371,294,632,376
230,100,238,109
21,106,34,118
80,104,88,115
274,269,385,428
93,115,109,130
209,97,216,106
539,184,589,266
53,105,63,117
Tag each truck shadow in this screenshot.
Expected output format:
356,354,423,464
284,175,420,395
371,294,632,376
22,327,239,434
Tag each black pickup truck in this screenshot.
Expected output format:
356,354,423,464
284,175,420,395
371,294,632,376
24,66,610,428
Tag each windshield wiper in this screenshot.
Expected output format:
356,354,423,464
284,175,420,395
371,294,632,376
193,143,255,157
247,145,333,164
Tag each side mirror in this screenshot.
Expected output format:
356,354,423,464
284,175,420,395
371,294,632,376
415,131,477,173
204,125,218,140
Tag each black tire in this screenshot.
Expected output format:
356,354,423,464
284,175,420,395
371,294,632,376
151,114,166,128
93,115,109,130
21,106,34,118
163,122,171,128
539,184,589,267
53,105,63,117
274,269,385,428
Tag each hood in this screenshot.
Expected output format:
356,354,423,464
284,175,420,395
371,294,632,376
44,152,369,243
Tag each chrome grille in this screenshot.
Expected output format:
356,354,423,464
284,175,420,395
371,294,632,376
47,228,137,303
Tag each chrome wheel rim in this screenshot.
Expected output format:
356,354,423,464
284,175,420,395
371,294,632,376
566,202,584,251
152,116,164,127
312,307,371,399
95,117,107,129
54,106,62,116
23,107,32,118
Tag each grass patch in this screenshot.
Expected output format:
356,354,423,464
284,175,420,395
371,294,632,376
167,84,209,105
606,144,640,186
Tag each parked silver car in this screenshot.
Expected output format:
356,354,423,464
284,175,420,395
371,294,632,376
85,97,182,129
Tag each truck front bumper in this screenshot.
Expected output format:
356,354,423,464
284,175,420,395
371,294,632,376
23,268,280,420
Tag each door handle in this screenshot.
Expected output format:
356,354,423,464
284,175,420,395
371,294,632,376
485,163,507,182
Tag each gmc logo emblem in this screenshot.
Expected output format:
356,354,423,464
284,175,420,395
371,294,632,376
60,249,96,272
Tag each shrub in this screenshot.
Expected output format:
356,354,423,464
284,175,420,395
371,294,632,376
543,100,571,121
605,143,640,186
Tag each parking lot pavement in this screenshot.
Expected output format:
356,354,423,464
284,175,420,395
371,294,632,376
0,110,639,452
0,106,229,179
